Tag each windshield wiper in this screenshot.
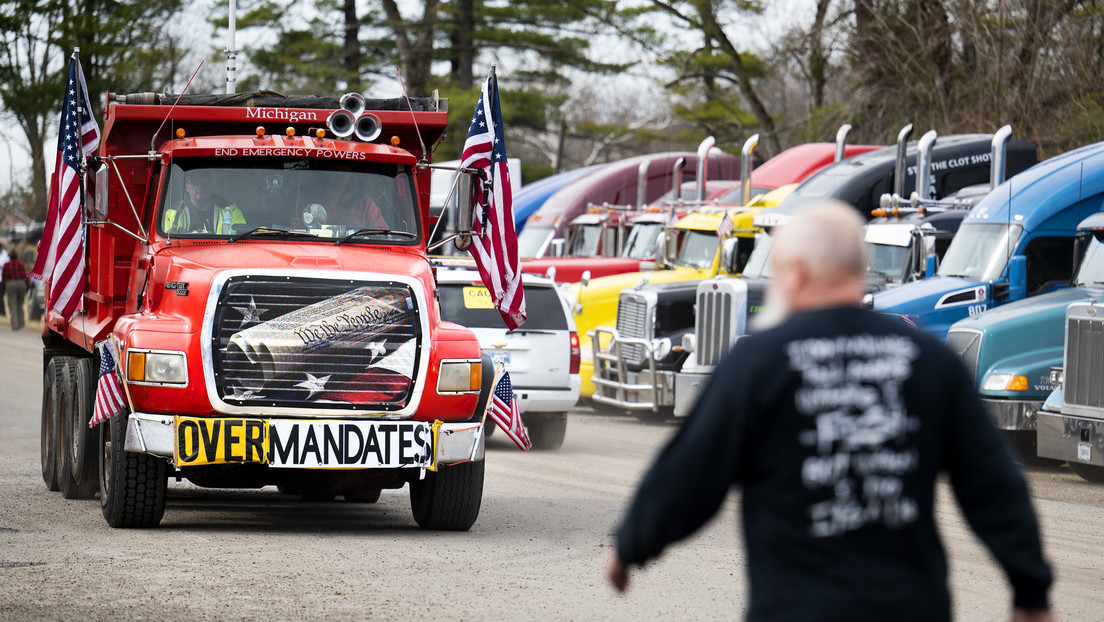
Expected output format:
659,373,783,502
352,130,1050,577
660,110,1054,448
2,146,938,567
227,226,315,243
334,228,418,246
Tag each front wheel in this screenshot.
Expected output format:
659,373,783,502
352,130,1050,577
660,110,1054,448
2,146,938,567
100,410,168,528
1068,462,1104,484
409,460,484,531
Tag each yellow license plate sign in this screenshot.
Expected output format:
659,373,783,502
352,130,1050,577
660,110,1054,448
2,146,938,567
176,417,268,467
462,286,494,309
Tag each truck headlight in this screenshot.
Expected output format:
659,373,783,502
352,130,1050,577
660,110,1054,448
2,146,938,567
982,373,1028,392
127,350,188,385
1049,367,1063,387
437,360,482,393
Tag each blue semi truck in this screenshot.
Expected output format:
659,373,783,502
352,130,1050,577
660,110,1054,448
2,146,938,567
945,212,1104,455
870,140,1104,339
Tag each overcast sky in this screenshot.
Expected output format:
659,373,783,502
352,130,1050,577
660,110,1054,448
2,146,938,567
0,0,815,206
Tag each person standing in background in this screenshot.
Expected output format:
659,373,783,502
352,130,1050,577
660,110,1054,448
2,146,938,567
2,248,28,331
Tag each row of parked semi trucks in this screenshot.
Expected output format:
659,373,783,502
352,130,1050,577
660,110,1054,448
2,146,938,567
541,125,1104,484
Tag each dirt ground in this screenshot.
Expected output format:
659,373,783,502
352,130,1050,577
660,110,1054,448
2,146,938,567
1,325,1101,621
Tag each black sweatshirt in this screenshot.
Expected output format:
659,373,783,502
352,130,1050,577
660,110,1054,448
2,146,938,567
615,306,1052,621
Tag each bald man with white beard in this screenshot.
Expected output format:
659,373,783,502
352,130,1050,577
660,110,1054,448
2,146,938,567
608,202,1054,622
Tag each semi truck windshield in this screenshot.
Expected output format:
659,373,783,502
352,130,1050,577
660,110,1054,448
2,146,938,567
158,159,420,243
937,222,1022,281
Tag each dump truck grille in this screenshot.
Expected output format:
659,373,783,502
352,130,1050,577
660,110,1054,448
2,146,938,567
1065,316,1104,410
617,293,651,366
211,276,422,411
946,329,982,381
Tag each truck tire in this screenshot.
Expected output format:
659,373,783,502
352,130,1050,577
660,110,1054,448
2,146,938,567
40,360,63,492
100,409,168,528
409,460,484,531
1068,462,1104,484
58,357,98,499
524,412,567,451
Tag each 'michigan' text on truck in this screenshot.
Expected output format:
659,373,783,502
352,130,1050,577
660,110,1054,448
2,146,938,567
39,91,497,530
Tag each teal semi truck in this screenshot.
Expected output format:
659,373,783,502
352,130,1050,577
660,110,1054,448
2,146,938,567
946,213,1104,455
870,140,1104,339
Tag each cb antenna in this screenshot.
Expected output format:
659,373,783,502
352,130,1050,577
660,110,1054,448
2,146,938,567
396,67,428,165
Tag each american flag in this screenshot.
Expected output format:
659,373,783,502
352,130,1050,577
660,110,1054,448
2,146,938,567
32,54,100,320
487,371,530,451
90,341,127,428
461,70,526,330
716,208,733,239
665,206,679,228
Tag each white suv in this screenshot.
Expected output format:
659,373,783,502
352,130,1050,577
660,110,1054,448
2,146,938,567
436,268,581,449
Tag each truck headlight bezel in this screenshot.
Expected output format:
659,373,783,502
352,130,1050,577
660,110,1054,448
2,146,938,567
437,359,482,393
126,349,188,386
981,373,1029,392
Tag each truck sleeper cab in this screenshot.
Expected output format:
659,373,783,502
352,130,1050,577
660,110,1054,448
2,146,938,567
40,92,493,531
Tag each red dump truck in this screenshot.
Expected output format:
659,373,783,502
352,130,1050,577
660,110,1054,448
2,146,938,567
39,91,494,530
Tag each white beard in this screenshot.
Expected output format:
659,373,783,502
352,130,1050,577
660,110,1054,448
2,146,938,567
750,282,791,332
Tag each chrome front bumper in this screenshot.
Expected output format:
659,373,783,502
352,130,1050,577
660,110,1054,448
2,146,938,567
589,326,674,412
124,413,486,467
981,398,1043,431
1037,411,1104,466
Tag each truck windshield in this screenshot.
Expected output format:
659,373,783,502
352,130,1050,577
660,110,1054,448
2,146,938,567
937,222,1022,281
622,222,662,260
158,159,419,243
518,226,554,258
566,224,602,257
675,230,719,269
866,243,910,281
1075,237,1104,287
741,233,773,278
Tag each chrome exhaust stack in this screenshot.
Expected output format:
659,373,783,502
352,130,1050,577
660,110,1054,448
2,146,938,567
893,123,914,199
834,124,852,163
990,124,1012,190
740,134,760,205
913,130,938,204
695,136,716,203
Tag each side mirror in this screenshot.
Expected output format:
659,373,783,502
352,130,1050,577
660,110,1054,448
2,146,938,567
654,231,669,269
720,237,739,274
580,269,592,288
86,160,109,220
550,238,565,258
925,254,937,278
1008,255,1027,301
454,172,475,251
544,266,557,283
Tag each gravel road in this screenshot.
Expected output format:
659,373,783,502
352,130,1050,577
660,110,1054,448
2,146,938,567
1,325,1102,621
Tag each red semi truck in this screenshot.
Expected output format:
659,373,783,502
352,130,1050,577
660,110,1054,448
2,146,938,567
40,91,493,530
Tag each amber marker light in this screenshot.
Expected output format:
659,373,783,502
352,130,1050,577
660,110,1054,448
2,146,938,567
255,126,265,136
390,136,400,146
175,128,186,138
469,361,482,391
315,128,326,138
128,351,146,383
286,126,295,136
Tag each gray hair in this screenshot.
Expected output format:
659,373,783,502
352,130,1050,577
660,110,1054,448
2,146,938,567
771,201,867,278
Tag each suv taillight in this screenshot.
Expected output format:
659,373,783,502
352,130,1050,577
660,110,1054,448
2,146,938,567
569,331,580,374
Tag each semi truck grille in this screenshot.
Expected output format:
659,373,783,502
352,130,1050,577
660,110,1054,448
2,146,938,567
946,330,982,380
696,288,733,367
1065,316,1104,409
211,276,422,411
616,293,651,366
